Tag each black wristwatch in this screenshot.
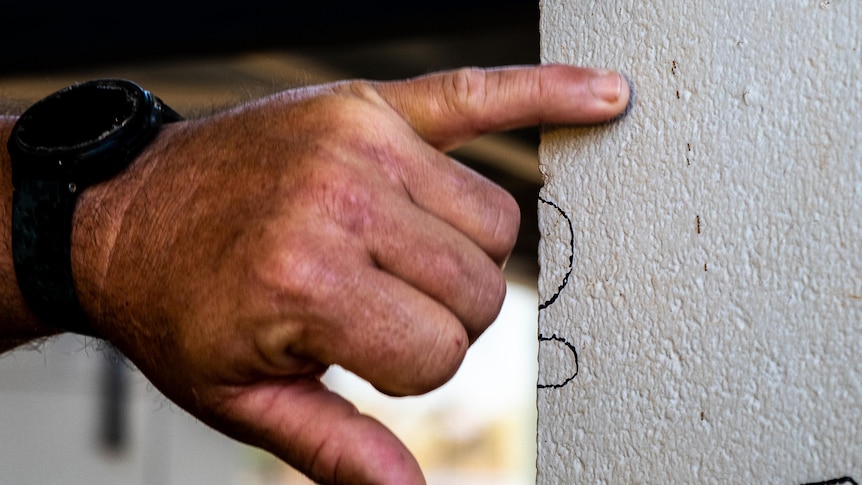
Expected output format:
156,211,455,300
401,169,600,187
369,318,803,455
7,79,182,336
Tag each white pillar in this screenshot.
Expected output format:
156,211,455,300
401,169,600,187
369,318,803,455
538,1,862,482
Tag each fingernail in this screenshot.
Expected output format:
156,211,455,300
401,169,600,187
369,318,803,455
589,71,623,103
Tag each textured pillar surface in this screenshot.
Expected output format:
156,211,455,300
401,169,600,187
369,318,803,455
537,1,861,483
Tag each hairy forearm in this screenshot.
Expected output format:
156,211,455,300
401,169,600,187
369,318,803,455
0,116,61,353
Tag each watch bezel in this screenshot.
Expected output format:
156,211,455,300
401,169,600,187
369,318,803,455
8,79,163,187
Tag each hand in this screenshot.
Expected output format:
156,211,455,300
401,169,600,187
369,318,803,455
70,64,630,484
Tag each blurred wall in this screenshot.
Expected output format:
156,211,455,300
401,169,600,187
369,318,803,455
0,335,248,485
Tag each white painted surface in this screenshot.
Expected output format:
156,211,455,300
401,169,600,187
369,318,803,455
538,1,861,483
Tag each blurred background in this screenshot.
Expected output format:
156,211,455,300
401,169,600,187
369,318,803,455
0,2,544,483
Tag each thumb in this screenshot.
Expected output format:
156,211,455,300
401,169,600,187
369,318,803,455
374,64,631,151
217,379,424,485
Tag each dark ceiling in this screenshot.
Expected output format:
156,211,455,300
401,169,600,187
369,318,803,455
3,1,540,73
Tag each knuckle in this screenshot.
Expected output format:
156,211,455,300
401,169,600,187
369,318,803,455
486,266,509,310
305,97,365,135
487,190,521,261
416,326,469,394
338,79,383,103
329,80,394,120
442,67,490,120
244,226,348,316
295,161,382,238
300,81,386,133
467,265,508,338
378,315,470,397
254,245,332,310
319,178,379,237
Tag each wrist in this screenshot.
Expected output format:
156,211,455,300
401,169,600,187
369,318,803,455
69,126,172,336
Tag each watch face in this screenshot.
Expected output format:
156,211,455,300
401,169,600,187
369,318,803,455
15,80,144,155
9,79,164,185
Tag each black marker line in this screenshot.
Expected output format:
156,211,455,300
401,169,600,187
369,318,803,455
537,333,579,389
538,196,574,311
802,478,858,485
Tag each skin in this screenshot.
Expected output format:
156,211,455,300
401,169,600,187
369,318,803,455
0,64,630,484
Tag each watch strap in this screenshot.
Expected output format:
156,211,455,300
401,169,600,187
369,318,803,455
12,178,92,334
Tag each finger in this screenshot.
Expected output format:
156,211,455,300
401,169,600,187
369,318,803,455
367,197,508,339
374,64,631,150
382,136,521,265
218,379,425,485
251,219,473,395
310,267,470,396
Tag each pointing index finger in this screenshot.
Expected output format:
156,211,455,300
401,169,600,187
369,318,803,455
374,64,631,151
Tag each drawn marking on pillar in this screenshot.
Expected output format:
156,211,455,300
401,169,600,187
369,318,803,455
802,478,858,485
538,196,579,389
537,333,579,389
538,196,574,310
